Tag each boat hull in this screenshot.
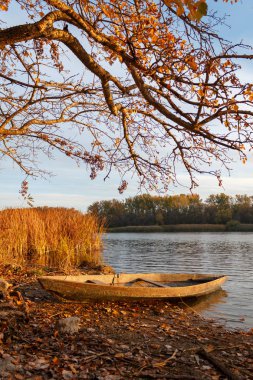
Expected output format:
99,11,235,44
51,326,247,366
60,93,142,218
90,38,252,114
38,273,228,302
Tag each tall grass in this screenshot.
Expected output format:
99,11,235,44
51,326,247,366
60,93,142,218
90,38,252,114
0,207,104,270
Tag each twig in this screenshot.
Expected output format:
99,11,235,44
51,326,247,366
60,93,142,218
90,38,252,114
197,348,243,380
153,349,178,367
162,376,198,380
178,297,205,320
48,312,63,319
136,375,198,379
82,352,107,363
135,349,178,377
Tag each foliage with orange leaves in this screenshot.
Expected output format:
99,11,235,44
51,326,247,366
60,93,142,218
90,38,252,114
0,0,251,192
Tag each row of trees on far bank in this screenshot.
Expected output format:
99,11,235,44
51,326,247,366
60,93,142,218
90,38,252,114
88,194,253,227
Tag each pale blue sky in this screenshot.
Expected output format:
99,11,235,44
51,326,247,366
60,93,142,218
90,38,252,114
1,0,253,210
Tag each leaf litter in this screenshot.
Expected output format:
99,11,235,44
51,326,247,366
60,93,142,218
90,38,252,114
0,266,252,380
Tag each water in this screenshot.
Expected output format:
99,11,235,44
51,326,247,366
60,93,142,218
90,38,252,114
102,232,253,330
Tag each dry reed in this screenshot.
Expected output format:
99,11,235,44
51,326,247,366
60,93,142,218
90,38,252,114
0,207,104,270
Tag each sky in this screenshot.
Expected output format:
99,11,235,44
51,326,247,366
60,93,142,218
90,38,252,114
1,0,253,211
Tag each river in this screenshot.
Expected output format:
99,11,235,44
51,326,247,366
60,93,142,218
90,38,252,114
103,232,253,330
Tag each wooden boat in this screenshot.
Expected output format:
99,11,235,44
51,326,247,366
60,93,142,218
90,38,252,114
38,273,227,302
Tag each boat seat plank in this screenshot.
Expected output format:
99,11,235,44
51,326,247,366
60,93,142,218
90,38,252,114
127,278,166,288
85,280,106,285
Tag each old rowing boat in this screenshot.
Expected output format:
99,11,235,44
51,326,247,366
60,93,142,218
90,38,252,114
38,273,227,302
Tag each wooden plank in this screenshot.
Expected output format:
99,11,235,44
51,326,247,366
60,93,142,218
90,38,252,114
85,280,106,285
127,278,166,288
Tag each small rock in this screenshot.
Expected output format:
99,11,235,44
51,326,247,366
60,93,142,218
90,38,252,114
149,343,160,349
0,357,16,375
27,357,49,370
119,344,129,351
202,365,212,370
56,316,81,334
97,374,121,380
14,373,25,380
165,344,173,352
114,353,125,359
106,339,115,345
87,327,96,333
0,278,11,298
62,370,74,379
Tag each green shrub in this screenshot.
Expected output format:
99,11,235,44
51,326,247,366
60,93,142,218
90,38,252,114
226,220,241,231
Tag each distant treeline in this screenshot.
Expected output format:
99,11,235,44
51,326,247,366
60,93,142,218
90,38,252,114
88,193,253,228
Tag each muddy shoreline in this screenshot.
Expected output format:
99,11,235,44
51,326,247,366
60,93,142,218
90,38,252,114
0,268,252,379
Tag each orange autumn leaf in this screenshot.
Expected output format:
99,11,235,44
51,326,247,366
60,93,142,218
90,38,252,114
52,357,60,365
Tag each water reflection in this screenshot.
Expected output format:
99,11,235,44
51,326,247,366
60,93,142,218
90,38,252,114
103,232,253,330
180,289,227,313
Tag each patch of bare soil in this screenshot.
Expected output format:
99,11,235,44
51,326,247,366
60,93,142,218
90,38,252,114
0,267,252,380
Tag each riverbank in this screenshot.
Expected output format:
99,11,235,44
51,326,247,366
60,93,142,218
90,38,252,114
0,266,252,379
108,223,253,233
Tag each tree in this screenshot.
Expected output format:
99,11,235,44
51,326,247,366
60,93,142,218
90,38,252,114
125,194,156,225
0,0,252,192
206,193,232,224
88,199,125,227
233,195,253,223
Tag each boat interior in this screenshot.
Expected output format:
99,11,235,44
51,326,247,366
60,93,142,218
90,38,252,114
84,277,217,288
